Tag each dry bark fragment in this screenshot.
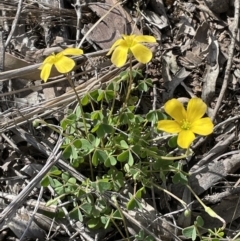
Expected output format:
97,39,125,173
84,0,141,49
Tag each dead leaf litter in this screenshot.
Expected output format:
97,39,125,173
0,0,240,240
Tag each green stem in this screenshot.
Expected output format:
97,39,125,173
65,74,88,136
186,184,226,229
88,154,94,181
145,147,188,161
65,74,94,180
89,96,95,112
111,218,129,241
151,182,188,210
115,55,133,127
195,225,202,240
33,119,64,136
108,82,117,121
124,55,133,107
112,196,130,241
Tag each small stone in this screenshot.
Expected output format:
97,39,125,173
204,0,229,13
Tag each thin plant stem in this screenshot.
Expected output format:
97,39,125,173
186,184,226,229
33,119,64,136
88,154,94,181
89,97,95,111
65,74,88,136
113,196,131,241
108,82,117,120
145,147,188,161
65,74,94,180
124,55,133,107
115,55,133,127
151,182,188,210
111,218,129,241
195,226,202,240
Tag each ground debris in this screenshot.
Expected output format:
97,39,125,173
0,0,240,240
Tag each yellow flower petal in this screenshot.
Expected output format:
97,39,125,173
164,99,187,123
134,35,156,43
187,98,207,123
54,56,75,73
107,35,156,66
106,39,124,55
40,63,53,82
111,45,128,67
178,130,195,149
158,120,181,133
130,44,153,64
42,55,55,65
191,117,214,135
61,48,83,56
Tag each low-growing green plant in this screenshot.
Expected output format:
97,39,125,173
40,68,173,229
135,230,155,241
182,216,225,241
39,34,224,238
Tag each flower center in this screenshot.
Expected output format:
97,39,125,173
180,119,191,130
124,36,135,48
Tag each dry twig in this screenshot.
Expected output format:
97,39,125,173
0,136,63,230
211,0,239,121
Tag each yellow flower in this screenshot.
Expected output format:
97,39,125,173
107,34,156,67
39,48,83,82
157,98,214,149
